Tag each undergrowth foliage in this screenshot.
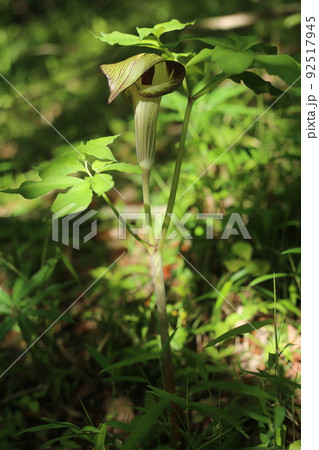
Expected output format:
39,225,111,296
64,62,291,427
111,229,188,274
1,18,300,450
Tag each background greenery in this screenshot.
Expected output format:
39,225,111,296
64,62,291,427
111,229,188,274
0,0,300,448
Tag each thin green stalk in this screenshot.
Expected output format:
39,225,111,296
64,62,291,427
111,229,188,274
159,98,193,251
182,77,190,98
152,166,170,196
142,169,155,246
191,73,227,101
0,256,29,283
288,253,301,293
149,248,182,443
84,162,150,250
273,274,279,374
100,192,150,250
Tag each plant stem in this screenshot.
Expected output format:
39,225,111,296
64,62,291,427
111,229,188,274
159,98,193,251
142,169,155,246
101,192,150,250
191,73,227,101
149,248,181,443
84,161,150,249
0,256,29,283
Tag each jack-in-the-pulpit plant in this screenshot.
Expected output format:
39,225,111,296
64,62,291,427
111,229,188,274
101,53,187,442
101,53,185,170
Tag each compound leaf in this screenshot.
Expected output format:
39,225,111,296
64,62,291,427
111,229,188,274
96,31,158,48
212,47,254,75
253,54,301,85
3,176,83,199
231,71,283,96
78,136,119,161
137,19,196,39
37,155,85,178
92,160,142,175
51,180,93,215
90,173,114,195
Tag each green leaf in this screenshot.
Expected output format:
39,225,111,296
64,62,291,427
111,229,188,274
186,48,214,67
253,54,301,85
273,406,286,430
78,137,118,161
107,420,131,432
19,421,75,434
51,180,93,215
183,348,208,380
136,19,196,39
232,241,253,260
268,352,278,370
231,71,283,96
29,259,56,289
231,34,260,51
212,47,254,75
82,426,101,433
92,160,142,175
37,155,85,178
147,386,186,408
3,176,83,199
250,42,278,54
281,247,301,255
85,344,110,369
95,423,107,450
0,288,12,307
240,407,271,425
12,278,30,303
187,34,277,54
0,317,16,342
135,27,159,40
289,441,301,450
246,369,300,389
39,433,92,448
188,401,247,437
205,319,273,347
122,399,169,450
100,353,159,373
185,35,237,50
190,380,273,400
223,259,246,272
148,385,246,435
249,273,296,287
57,248,81,284
17,313,33,344
96,31,147,46
90,173,114,195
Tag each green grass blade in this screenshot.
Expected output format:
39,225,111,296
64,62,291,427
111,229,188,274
100,353,159,373
205,319,273,347
249,273,296,287
122,399,169,450
95,423,107,450
190,381,273,400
